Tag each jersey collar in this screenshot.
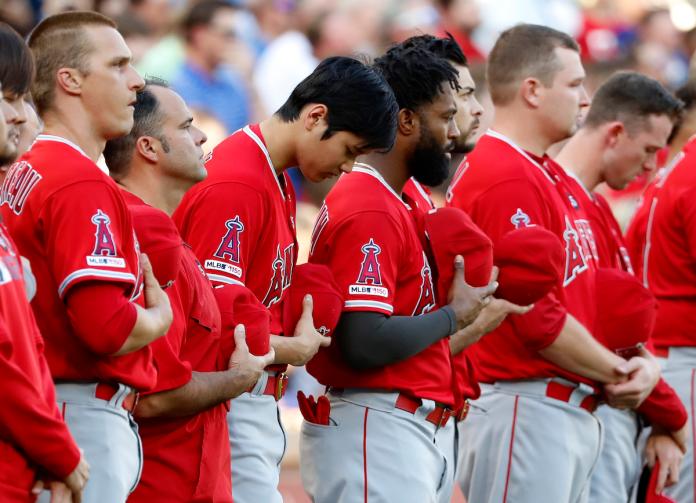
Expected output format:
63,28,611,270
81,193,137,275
242,125,286,201
486,129,556,185
352,162,411,210
33,134,111,175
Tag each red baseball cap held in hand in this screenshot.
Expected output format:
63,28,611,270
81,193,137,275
645,460,676,503
493,227,564,306
423,207,493,305
282,263,343,338
594,267,657,350
214,284,271,358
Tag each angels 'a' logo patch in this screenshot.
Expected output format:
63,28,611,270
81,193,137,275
349,238,389,297
510,208,533,229
86,209,125,268
563,216,588,286
206,216,245,278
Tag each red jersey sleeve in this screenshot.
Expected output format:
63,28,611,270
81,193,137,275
176,183,265,288
39,180,140,299
321,211,402,316
637,378,688,431
0,319,81,479
468,179,566,350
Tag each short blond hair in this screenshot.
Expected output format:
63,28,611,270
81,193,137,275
28,11,116,115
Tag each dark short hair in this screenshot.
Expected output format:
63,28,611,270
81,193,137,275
487,23,579,106
181,0,236,42
0,23,34,97
399,33,468,67
373,43,460,112
276,56,398,152
668,80,696,143
104,77,170,179
584,72,682,134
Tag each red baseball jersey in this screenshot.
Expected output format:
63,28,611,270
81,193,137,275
625,143,693,286
173,124,296,358
0,135,155,390
307,164,453,405
447,131,599,385
124,193,231,503
564,175,633,272
0,223,82,498
403,177,481,405
639,138,696,348
559,171,687,431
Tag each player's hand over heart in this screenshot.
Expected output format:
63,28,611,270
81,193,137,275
286,294,331,366
448,256,499,330
450,296,533,354
228,324,275,390
141,253,173,337
605,345,661,408
645,426,686,492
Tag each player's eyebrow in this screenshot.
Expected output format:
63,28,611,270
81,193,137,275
459,86,475,95
109,55,131,67
179,117,194,128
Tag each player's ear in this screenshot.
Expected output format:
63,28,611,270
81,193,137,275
303,104,329,133
55,67,84,97
605,122,624,147
135,136,159,163
398,108,418,136
520,77,542,109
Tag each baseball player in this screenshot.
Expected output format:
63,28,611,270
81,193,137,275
0,12,173,503
625,81,696,283
103,81,275,502
302,44,499,503
173,56,399,502
553,72,686,501
631,95,696,501
447,25,661,503
0,37,89,501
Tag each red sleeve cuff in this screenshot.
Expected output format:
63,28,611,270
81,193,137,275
509,293,567,351
638,378,689,431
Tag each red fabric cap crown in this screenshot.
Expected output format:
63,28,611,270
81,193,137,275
423,207,493,305
282,263,343,338
594,268,657,350
214,284,271,359
129,204,183,287
494,227,563,306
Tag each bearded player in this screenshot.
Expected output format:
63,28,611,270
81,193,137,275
447,24,661,503
173,57,399,502
1,12,173,502
302,43,501,503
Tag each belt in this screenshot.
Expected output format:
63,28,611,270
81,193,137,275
95,383,138,412
395,393,452,428
455,400,470,422
262,372,288,401
545,380,598,413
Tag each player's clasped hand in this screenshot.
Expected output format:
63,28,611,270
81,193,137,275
228,324,276,389
604,344,661,408
31,451,90,503
287,295,331,366
448,255,499,330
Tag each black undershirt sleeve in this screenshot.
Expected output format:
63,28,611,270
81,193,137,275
336,307,457,370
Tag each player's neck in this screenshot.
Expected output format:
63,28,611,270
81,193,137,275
359,147,410,194
259,115,297,174
555,129,602,191
41,109,105,163
119,164,185,215
491,108,556,157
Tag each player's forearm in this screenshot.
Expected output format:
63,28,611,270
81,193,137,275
135,368,254,418
113,304,171,356
270,334,299,364
338,309,456,370
538,314,626,383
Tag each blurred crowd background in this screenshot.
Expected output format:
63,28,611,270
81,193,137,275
4,0,696,214
3,1,695,497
